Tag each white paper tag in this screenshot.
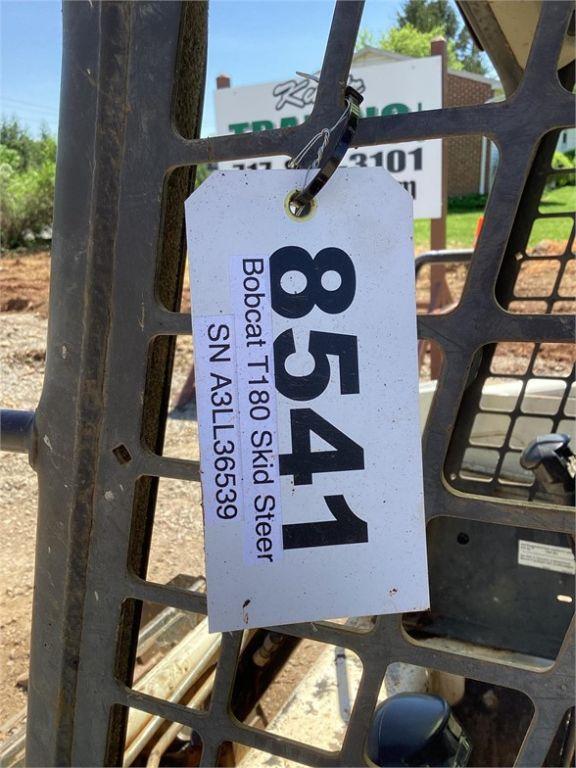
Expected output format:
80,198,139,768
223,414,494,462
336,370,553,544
518,540,576,575
186,169,429,632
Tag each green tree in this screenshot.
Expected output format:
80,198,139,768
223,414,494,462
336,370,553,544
399,0,486,74
397,0,459,39
0,118,56,248
378,24,463,70
454,24,487,75
358,0,487,75
0,118,55,170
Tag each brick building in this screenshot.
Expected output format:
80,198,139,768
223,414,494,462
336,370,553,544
353,47,497,197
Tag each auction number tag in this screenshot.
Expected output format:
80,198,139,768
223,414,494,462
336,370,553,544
186,169,429,632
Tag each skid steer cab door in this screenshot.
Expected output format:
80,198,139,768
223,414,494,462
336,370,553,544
1,1,572,766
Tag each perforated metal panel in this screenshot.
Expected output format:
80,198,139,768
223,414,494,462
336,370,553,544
26,2,574,765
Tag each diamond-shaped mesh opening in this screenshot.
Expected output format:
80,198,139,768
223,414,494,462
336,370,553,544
230,634,362,753
141,477,206,588
416,262,469,317
202,3,334,142
110,702,205,767
116,598,215,692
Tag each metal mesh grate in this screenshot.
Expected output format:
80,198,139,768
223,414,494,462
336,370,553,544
447,129,575,502
447,338,574,500
26,2,574,766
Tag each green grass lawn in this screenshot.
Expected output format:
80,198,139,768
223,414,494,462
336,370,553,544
414,185,576,250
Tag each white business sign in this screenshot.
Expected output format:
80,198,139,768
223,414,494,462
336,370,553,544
215,57,442,219
186,169,429,632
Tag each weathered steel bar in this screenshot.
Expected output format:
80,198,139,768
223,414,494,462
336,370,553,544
314,0,365,115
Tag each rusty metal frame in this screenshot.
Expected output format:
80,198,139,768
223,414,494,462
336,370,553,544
21,1,574,765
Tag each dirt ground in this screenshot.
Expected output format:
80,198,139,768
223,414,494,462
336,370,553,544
0,252,51,316
0,308,47,736
0,247,574,744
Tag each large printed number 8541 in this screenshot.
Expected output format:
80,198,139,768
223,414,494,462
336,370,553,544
270,246,368,551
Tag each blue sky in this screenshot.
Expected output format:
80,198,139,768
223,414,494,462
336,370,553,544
1,0,401,137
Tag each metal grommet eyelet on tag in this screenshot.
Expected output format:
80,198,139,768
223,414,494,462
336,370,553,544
284,189,317,222
287,84,364,218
